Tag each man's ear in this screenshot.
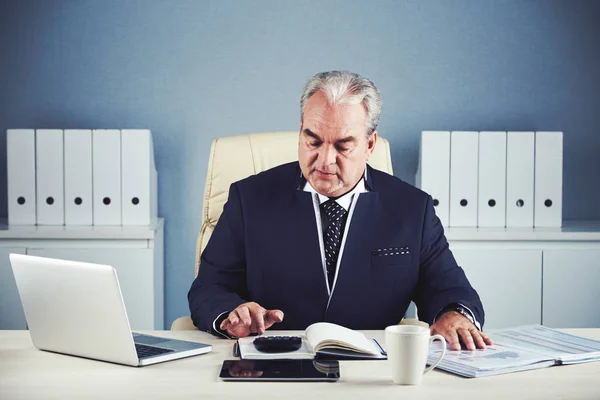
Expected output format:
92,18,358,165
366,131,378,157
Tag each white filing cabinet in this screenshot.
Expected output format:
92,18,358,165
0,219,164,330
449,248,542,329
446,221,600,329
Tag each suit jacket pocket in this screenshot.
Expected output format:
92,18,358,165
371,247,412,268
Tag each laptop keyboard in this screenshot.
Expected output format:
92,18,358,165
135,343,175,359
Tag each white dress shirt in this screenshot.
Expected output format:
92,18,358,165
302,177,367,302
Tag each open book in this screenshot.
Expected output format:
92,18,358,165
237,322,387,360
428,324,600,378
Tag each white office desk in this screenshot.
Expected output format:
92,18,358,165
1,329,599,399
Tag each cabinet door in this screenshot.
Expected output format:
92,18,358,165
27,248,157,330
543,250,600,328
450,248,542,329
0,248,28,329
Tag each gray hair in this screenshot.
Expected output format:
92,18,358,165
300,71,382,136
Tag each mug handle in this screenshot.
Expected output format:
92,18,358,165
424,334,446,374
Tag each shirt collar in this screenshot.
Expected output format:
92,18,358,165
302,171,369,211
295,164,375,192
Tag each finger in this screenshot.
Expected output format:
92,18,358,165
227,311,240,326
236,306,252,327
246,307,265,335
480,331,493,346
264,310,284,328
219,319,230,331
243,304,265,334
229,323,251,338
444,327,461,351
458,327,476,351
471,329,487,349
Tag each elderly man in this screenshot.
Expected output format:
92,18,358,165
188,70,492,351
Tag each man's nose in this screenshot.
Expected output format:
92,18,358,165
318,144,336,166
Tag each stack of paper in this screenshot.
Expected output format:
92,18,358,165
428,325,600,378
428,341,555,378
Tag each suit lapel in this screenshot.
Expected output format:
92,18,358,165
337,191,380,276
286,189,330,299
327,190,384,316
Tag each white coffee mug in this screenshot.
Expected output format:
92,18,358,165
385,325,446,385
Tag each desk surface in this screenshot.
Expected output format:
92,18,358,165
1,329,599,399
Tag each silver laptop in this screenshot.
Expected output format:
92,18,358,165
9,253,211,367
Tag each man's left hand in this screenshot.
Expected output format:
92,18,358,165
430,311,493,351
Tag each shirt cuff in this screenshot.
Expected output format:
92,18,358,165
213,311,234,339
458,303,481,331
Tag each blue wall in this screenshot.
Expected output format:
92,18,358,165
1,0,599,328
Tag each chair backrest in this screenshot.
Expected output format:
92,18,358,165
194,131,394,277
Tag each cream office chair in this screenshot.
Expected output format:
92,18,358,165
171,131,394,330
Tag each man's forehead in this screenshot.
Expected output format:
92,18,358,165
305,91,364,114
304,102,366,131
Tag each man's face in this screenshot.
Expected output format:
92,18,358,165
298,90,377,197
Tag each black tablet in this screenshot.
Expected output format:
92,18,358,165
219,359,340,382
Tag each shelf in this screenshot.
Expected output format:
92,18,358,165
2,218,598,241
445,220,600,241
0,218,164,240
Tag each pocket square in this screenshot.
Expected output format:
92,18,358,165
372,247,410,257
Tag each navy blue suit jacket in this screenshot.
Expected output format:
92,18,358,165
188,162,484,333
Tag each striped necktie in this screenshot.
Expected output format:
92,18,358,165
320,199,348,289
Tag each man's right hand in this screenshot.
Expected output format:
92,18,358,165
219,302,284,338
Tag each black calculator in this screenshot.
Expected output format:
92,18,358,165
253,336,303,353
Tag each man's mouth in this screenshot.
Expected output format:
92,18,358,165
315,170,336,177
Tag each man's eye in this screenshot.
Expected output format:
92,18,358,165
336,146,350,152
309,141,322,147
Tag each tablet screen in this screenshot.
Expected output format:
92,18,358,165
219,359,340,382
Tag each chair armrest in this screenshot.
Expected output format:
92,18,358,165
170,316,198,331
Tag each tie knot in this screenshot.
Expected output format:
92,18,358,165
321,199,347,221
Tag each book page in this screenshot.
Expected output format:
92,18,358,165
305,322,381,355
488,325,600,363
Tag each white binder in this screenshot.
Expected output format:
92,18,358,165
121,129,158,225
478,131,507,227
35,129,65,225
415,131,450,227
506,132,535,227
7,129,36,225
64,130,93,225
92,129,122,225
449,131,479,227
534,131,563,227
